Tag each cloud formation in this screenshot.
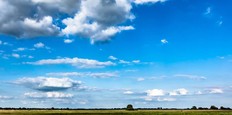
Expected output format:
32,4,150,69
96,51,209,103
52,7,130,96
208,88,223,94
25,57,116,68
24,92,73,99
0,0,165,43
134,0,166,5
146,89,166,97
14,77,81,92
64,39,74,44
161,38,168,44
169,88,188,96
174,74,207,80
144,88,189,101
46,72,118,78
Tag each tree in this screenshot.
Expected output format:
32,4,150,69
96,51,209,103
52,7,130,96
210,105,218,110
191,106,197,110
126,104,134,110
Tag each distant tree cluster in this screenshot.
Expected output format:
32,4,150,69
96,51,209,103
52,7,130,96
190,105,231,110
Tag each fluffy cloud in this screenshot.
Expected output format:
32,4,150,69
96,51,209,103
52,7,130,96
146,89,166,97
0,0,165,43
14,77,81,92
25,57,116,68
62,0,135,43
134,0,166,5
146,88,189,97
169,88,188,96
24,92,73,99
0,0,78,38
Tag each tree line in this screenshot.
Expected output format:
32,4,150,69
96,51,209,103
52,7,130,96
0,105,231,110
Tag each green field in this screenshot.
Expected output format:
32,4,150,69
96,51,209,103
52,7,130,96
0,110,232,115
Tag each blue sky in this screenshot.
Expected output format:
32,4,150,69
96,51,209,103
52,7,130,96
0,0,232,108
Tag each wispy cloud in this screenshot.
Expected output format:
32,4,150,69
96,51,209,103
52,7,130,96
208,88,223,94
169,88,188,96
137,77,145,81
25,57,116,68
108,56,117,60
12,53,20,58
24,92,73,99
46,72,118,78
161,38,168,44
0,40,12,46
134,0,166,5
64,39,74,44
174,74,207,80
157,97,176,102
0,95,13,99
123,91,134,95
204,7,211,15
13,47,27,52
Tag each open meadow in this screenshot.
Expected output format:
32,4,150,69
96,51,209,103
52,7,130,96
0,110,232,115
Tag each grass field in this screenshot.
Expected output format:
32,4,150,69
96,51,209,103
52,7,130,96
0,110,232,115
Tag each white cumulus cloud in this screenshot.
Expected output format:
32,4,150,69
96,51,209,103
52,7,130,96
0,0,167,43
146,89,166,97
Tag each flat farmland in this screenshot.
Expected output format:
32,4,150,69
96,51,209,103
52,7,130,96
0,110,232,115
